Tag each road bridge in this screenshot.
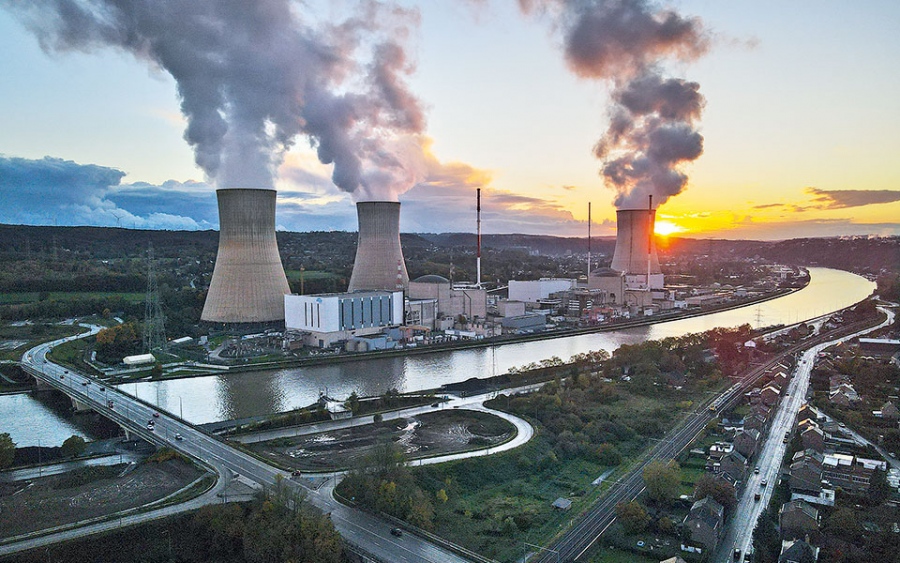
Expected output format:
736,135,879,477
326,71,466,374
8,326,478,563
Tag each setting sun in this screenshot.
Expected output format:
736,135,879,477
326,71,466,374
654,220,685,237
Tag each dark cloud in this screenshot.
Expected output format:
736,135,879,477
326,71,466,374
520,0,708,209
806,187,900,209
4,0,427,199
0,155,213,229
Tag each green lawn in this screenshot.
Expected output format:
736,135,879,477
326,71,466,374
0,291,144,304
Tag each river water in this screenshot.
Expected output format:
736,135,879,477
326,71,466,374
0,267,875,444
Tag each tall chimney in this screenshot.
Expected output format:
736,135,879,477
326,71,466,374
201,189,291,325
348,201,409,292
610,208,661,278
476,188,482,288
587,201,592,278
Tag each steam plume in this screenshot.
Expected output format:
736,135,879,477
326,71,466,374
522,0,708,208
3,0,427,199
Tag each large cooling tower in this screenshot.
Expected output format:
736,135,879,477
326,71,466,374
201,188,291,325
610,208,661,276
348,201,409,292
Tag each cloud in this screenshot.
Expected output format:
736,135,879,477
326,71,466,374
691,215,900,241
805,187,900,209
0,155,214,229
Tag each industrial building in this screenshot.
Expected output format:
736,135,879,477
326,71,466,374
348,201,409,292
284,290,404,349
407,275,487,328
508,278,576,303
201,188,291,327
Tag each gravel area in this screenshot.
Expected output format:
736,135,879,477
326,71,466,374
0,458,204,538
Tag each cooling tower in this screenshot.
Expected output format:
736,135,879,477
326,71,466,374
610,208,661,276
201,188,291,325
348,201,409,292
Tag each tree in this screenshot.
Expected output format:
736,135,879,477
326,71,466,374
868,468,891,505
615,501,649,534
693,473,737,511
436,488,448,503
150,363,163,378
0,432,15,469
60,435,86,458
372,412,383,425
642,459,681,505
346,391,361,414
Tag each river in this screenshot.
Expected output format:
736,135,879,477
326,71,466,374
0,267,875,445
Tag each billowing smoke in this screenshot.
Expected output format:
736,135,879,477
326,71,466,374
522,0,708,208
3,0,426,199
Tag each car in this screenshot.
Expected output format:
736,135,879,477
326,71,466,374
291,470,302,476
761,479,768,487
390,528,403,537
98,387,105,391
734,548,742,560
147,423,155,431
431,402,439,407
60,375,65,380
63,370,69,374
81,381,88,386
174,433,184,441
147,419,155,426
754,493,761,502
754,467,760,474
152,412,160,418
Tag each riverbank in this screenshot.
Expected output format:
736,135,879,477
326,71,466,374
125,285,804,385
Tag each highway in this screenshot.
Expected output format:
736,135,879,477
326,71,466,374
9,327,474,563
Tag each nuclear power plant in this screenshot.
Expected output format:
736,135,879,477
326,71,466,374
348,201,409,292
201,188,291,326
609,207,664,290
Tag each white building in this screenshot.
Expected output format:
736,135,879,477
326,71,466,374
508,278,576,303
285,291,404,348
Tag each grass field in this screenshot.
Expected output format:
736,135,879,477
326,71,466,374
0,292,144,304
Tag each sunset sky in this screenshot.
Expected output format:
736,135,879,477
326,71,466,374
0,1,898,240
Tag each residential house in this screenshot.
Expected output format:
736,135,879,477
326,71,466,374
719,450,748,485
789,450,823,495
760,384,782,407
771,370,790,389
830,384,861,408
779,499,819,538
682,497,725,553
744,412,769,433
881,401,900,420
828,374,851,394
822,453,880,494
778,539,819,563
734,428,761,459
797,404,820,425
800,424,825,453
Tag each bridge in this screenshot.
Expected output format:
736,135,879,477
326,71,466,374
12,325,473,563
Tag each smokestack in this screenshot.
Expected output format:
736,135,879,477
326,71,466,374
587,201,592,278
476,188,482,288
348,201,409,292
201,189,291,325
610,208,661,279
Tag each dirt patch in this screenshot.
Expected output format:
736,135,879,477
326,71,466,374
0,458,205,538
249,409,516,471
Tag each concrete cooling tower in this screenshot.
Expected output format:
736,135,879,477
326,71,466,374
201,188,291,326
348,201,409,292
610,208,663,289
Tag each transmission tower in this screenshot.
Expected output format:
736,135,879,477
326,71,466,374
143,245,167,354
